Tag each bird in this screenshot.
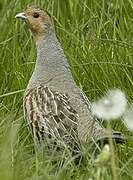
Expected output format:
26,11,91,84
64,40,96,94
15,5,124,146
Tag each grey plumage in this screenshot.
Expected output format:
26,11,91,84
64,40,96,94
24,31,103,142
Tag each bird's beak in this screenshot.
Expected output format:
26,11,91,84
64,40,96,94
15,12,27,19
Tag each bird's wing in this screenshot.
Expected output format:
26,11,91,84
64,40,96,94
23,85,78,142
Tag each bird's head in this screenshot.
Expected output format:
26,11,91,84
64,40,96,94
15,5,52,39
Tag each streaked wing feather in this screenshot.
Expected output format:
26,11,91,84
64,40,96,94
23,85,78,142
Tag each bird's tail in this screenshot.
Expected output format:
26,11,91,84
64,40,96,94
95,129,125,144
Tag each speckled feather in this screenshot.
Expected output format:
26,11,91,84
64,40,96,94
24,85,78,143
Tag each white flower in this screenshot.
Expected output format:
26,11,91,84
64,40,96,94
103,144,110,152
123,105,133,131
92,89,127,120
95,144,110,163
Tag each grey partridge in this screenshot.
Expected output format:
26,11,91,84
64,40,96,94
15,5,124,145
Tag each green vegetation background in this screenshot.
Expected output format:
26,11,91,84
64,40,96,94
0,0,133,179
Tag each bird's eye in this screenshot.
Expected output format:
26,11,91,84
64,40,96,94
33,12,39,18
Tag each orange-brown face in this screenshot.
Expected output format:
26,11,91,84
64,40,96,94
15,6,52,36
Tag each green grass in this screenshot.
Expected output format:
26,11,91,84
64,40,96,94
0,0,133,179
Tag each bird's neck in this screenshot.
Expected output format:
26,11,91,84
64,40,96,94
36,30,69,69
27,30,72,89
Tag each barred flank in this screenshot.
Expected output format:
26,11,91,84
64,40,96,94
24,85,78,143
